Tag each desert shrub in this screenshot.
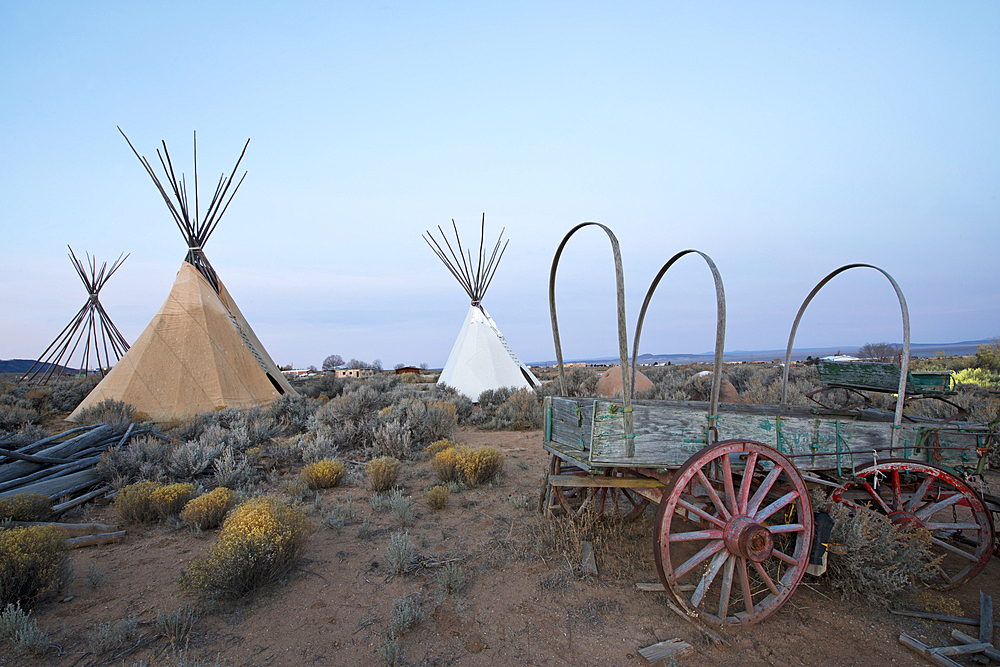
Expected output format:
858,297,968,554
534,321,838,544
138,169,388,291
975,338,1000,373
50,376,100,411
297,374,346,400
266,394,320,434
301,459,345,490
381,397,458,445
88,615,139,654
181,495,312,600
372,420,413,459
954,367,1000,388
436,563,465,596
150,483,197,518
324,499,355,534
432,447,465,484
481,389,543,430
0,493,51,521
181,487,237,530
825,503,935,603
0,525,67,608
388,490,415,527
457,446,504,486
367,456,402,492
155,604,199,645
115,480,162,524
0,601,48,655
378,637,399,667
73,398,142,432
97,434,173,484
425,439,455,456
0,404,39,430
425,485,449,511
389,596,421,637
308,386,388,451
168,440,225,480
212,447,257,490
386,531,414,575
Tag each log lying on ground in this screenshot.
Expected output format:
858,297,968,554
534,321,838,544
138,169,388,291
65,531,126,549
0,425,114,484
4,521,119,536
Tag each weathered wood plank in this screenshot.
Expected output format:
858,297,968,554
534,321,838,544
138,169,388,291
0,470,99,500
638,638,694,665
951,630,1000,663
65,531,126,549
547,474,666,488
899,633,963,667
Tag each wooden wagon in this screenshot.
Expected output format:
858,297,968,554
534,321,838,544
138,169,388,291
542,223,997,626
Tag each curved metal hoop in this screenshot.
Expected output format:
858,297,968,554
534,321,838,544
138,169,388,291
548,222,633,445
631,251,727,430
780,264,910,426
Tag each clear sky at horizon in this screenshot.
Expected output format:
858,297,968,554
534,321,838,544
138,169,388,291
2,2,997,370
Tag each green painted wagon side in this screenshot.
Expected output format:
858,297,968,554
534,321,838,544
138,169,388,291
817,361,955,396
544,396,987,474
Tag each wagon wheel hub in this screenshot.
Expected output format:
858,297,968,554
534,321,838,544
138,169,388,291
887,510,923,528
725,516,774,563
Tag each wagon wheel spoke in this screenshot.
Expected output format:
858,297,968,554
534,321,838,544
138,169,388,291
676,497,727,529
905,475,934,512
668,529,724,542
736,452,758,514
746,464,783,517
751,560,781,597
929,536,981,562
696,467,732,521
891,468,903,511
721,453,737,516
718,554,736,620
755,490,799,524
859,481,894,515
915,493,963,522
691,549,730,608
738,557,754,618
772,548,799,565
675,540,727,579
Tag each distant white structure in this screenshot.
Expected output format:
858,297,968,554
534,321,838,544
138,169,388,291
425,217,539,401
820,354,860,362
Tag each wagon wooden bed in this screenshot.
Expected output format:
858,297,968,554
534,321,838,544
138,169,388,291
542,223,997,627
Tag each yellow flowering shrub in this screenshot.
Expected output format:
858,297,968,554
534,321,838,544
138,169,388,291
114,481,162,524
432,446,466,483
180,487,237,530
366,456,402,492
0,525,67,608
181,495,312,600
457,446,504,487
0,493,51,521
424,439,456,456
425,485,449,511
150,483,197,518
300,459,345,490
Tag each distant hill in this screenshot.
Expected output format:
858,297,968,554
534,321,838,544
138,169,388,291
529,339,990,367
0,359,78,374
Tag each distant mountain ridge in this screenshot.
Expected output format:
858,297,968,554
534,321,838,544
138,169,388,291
0,359,78,374
529,339,990,367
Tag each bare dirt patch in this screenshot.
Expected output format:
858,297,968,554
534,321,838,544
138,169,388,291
11,426,1000,666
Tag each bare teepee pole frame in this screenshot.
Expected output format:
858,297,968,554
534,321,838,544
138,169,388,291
423,214,509,306
21,246,130,385
118,127,249,293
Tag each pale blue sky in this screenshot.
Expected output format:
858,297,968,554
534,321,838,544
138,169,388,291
1,2,997,369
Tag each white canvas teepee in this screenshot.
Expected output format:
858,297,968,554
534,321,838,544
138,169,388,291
69,130,294,422
425,218,538,401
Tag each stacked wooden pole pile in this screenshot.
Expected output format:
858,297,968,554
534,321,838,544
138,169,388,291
0,423,138,513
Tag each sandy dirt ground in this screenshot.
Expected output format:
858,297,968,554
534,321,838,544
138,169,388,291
8,426,1000,667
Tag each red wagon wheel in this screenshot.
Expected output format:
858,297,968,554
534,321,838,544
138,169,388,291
548,455,650,523
830,459,994,590
655,440,814,626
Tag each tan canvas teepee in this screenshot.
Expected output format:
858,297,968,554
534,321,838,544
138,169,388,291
69,130,294,422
